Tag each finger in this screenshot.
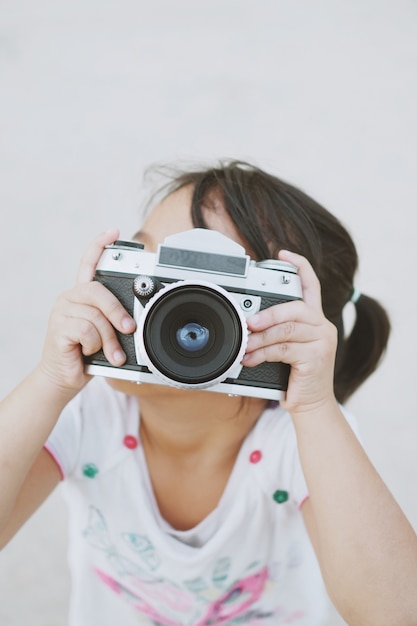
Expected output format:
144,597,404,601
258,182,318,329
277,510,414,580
246,299,320,333
243,319,337,368
76,228,120,284
278,250,322,311
63,282,136,335
64,301,128,359
242,340,306,368
62,317,101,356
62,317,126,366
245,320,318,355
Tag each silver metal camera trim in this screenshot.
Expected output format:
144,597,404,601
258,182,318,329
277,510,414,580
85,362,285,400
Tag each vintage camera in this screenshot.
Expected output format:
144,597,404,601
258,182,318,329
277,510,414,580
84,228,302,400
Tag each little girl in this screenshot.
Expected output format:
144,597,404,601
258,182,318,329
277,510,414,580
1,161,417,625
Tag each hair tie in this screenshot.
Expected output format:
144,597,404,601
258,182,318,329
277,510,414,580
350,287,361,304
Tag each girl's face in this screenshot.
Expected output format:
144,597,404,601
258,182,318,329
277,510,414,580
107,184,249,398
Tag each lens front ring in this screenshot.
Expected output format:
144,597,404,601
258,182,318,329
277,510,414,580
136,280,248,389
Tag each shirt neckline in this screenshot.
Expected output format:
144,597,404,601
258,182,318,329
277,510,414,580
134,402,262,545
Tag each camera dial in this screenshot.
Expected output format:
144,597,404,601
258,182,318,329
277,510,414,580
133,275,158,298
111,240,145,250
256,259,297,273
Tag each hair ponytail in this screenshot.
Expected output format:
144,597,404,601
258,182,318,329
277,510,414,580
334,294,391,403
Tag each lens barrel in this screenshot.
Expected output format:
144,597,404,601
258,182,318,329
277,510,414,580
138,281,247,388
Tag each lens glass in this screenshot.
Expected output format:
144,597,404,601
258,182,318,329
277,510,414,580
142,284,243,385
176,322,210,353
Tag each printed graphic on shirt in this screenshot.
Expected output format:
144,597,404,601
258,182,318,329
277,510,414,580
83,506,306,625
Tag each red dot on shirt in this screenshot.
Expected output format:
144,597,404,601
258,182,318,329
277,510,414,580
249,450,262,463
123,435,139,449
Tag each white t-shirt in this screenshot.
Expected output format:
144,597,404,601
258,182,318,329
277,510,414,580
45,377,357,625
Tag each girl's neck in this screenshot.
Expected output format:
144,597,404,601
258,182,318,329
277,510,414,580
137,388,267,460
135,389,267,530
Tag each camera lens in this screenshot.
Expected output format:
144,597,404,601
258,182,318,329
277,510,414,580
140,282,245,387
176,322,210,353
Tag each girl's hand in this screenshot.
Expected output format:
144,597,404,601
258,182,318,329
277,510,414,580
243,250,338,415
38,229,136,395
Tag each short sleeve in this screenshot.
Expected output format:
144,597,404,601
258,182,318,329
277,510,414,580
44,377,140,480
44,393,83,478
250,403,363,508
249,406,309,507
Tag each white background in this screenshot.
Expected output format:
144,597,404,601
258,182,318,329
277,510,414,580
1,1,416,624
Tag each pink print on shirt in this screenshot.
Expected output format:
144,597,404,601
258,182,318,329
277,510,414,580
96,566,269,625
84,506,305,624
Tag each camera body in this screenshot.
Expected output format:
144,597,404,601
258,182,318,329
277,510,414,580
84,228,302,400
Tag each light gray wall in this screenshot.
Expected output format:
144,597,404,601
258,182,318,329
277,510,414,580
1,1,416,624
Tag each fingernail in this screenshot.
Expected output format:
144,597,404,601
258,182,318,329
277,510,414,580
249,314,260,327
113,349,126,364
122,316,135,332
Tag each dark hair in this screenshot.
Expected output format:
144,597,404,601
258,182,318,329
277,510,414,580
146,160,390,403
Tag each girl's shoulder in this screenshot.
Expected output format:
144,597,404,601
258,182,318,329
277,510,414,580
245,402,360,508
45,378,139,478
245,403,307,507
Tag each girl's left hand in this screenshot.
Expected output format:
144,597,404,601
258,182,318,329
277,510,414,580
242,250,338,415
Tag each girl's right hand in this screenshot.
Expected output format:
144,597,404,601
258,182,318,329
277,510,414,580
38,229,136,395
